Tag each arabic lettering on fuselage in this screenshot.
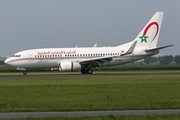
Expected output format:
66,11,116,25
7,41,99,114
64,51,76,54
37,51,76,55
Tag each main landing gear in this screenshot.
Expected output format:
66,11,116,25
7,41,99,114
23,71,27,75
81,69,93,74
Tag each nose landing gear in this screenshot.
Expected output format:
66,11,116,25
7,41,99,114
23,71,27,75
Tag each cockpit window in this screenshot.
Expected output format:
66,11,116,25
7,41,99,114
13,55,21,57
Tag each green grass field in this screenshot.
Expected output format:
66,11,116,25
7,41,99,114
0,76,180,113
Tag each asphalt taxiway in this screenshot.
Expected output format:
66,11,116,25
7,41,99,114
1,109,180,118
0,72,180,78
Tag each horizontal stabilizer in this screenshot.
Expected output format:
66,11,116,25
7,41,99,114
145,45,173,52
122,41,137,55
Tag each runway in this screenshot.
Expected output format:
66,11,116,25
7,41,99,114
0,72,180,78
1,109,180,118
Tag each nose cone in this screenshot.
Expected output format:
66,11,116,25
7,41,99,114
4,58,10,64
4,59,8,64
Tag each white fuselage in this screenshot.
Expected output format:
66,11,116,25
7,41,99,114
4,46,155,69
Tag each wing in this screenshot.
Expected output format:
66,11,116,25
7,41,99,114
79,56,113,67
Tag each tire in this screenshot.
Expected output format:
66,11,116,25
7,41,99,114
87,69,93,74
81,69,87,74
23,71,27,75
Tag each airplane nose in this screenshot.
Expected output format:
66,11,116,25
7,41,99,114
4,59,9,64
4,59,7,64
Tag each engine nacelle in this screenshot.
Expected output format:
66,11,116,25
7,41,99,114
60,62,81,72
51,62,81,72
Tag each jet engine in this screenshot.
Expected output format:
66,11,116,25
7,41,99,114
51,62,81,72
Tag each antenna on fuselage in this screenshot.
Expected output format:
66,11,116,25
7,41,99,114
93,44,97,47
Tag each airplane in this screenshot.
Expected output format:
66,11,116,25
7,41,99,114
4,12,173,75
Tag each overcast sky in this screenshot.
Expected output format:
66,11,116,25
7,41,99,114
0,0,179,57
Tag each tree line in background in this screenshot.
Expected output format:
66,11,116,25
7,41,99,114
125,55,180,65
142,55,180,65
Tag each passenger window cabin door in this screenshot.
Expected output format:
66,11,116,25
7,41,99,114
27,51,33,62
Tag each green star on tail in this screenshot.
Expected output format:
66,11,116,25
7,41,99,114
139,34,148,43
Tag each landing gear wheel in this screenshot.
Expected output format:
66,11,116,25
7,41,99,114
87,69,93,74
23,71,27,75
81,69,87,74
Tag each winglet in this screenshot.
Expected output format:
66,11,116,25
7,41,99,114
122,41,137,55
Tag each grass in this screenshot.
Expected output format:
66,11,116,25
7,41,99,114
1,114,180,120
0,76,180,112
